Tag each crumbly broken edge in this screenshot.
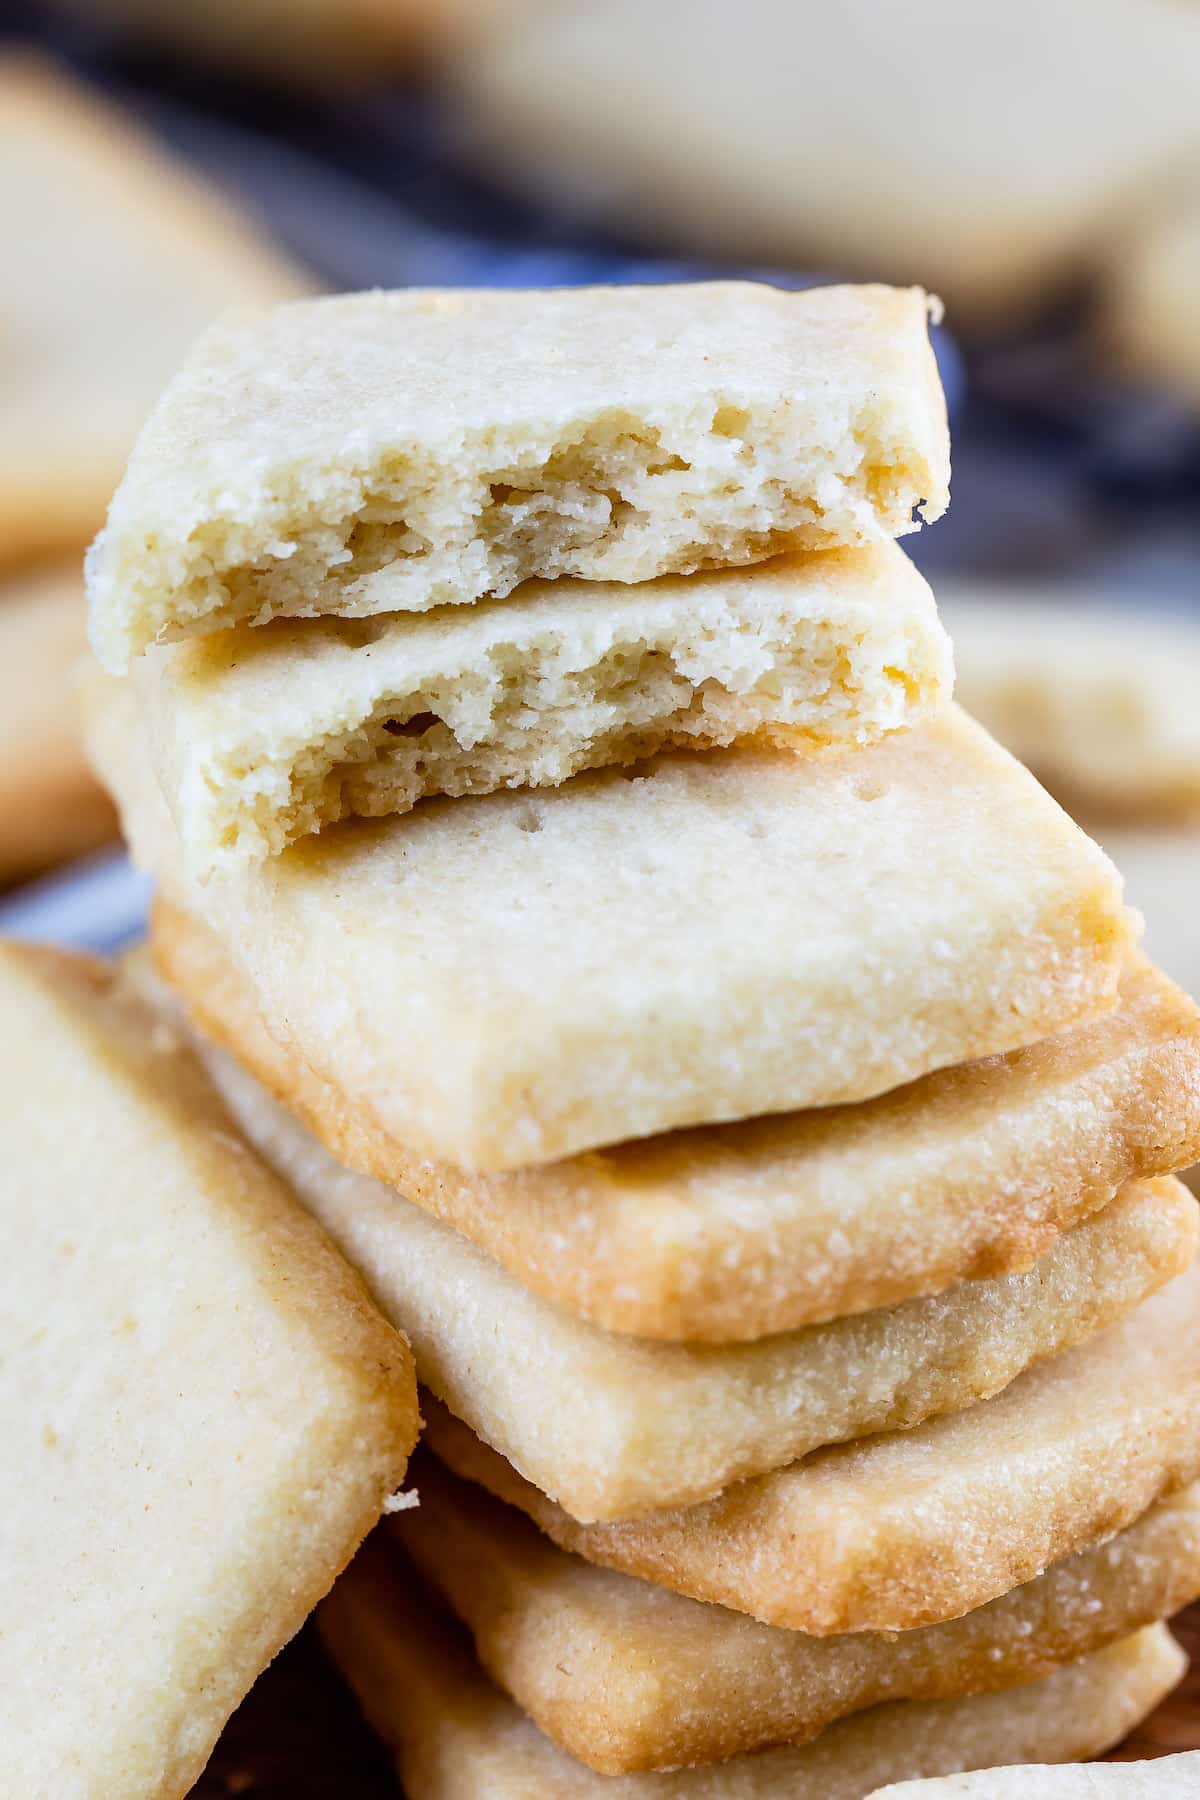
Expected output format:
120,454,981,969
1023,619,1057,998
113,404,942,658
210,619,933,860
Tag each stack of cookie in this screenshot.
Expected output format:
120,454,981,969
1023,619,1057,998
82,283,1200,1793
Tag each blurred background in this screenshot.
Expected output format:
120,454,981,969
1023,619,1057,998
1,1,1199,1789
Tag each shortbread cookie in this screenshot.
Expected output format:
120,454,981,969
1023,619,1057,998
0,942,418,1799
426,1247,1200,1631
0,54,310,571
870,1751,1200,1796
155,906,1200,1343
449,0,1200,326
85,683,1132,1171
945,593,1200,819
136,543,950,871
177,1009,1197,1520
399,1453,1200,1774
320,1545,1184,1797
0,567,117,883
86,281,950,670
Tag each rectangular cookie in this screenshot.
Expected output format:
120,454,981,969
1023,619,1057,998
398,1452,1200,1774
86,280,950,669
192,1008,1197,1521
424,1243,1200,1632
450,0,1200,328
0,942,419,1797
85,682,1133,1171
0,52,309,570
0,565,117,883
154,904,1200,1344
135,542,950,872
319,1548,1184,1797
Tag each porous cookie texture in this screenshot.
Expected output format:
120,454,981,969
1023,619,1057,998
320,1548,1184,1797
426,1246,1200,1632
176,1005,1197,1521
153,908,1200,1344
869,1749,1200,1795
84,682,1132,1172
0,943,418,1800
136,542,950,871
0,566,117,881
945,591,1200,819
399,1453,1200,1774
0,52,308,569
86,281,949,669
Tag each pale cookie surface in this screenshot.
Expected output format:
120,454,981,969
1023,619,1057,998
427,1246,1200,1631
399,1453,1200,1774
944,593,1200,819
320,1548,1184,1798
0,943,419,1800
450,0,1200,325
87,685,1132,1171
869,1749,1200,1794
187,1013,1199,1520
136,542,950,872
179,1009,1196,1519
154,908,1200,1343
86,281,949,669
0,53,309,570
0,566,116,882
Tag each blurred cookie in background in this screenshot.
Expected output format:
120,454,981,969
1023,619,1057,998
942,595,1200,823
945,590,1200,1013
445,0,1200,329
0,566,117,886
2,50,314,884
0,52,313,571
